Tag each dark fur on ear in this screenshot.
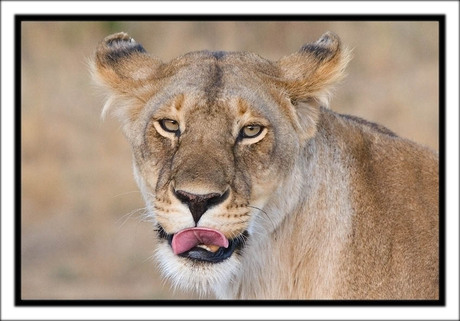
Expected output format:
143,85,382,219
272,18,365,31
277,32,351,107
91,32,164,120
97,32,147,65
274,32,351,140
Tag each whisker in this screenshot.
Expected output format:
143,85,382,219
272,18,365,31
110,190,142,199
237,231,249,244
142,253,156,265
247,205,276,230
116,207,149,228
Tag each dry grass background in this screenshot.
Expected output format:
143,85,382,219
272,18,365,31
21,21,439,300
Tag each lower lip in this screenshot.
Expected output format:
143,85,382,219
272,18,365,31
156,225,248,263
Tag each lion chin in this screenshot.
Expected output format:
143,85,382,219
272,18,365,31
153,241,241,298
93,31,439,300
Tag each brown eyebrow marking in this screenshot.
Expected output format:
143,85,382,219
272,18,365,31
237,98,249,116
173,93,185,111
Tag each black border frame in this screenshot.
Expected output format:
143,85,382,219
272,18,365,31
15,14,446,307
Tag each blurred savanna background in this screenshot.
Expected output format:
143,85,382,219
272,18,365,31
21,20,439,300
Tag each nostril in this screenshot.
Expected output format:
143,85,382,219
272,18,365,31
174,190,220,205
205,189,230,207
174,189,229,224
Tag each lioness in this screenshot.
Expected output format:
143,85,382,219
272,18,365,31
92,32,439,299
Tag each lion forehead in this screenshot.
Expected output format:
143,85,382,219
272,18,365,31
144,57,284,126
160,51,278,97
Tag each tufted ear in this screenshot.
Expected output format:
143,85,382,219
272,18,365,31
277,32,351,107
91,32,163,121
276,32,351,139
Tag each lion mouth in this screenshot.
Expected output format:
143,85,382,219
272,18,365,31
157,225,248,263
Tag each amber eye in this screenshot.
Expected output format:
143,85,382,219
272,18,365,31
159,119,180,134
241,125,263,138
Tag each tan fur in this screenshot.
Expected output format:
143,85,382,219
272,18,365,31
92,32,439,299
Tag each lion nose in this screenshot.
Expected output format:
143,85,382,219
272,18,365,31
174,189,229,224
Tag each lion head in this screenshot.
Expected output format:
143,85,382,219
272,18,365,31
92,31,350,296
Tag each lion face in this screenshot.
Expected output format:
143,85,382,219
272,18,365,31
92,32,349,295
131,58,302,291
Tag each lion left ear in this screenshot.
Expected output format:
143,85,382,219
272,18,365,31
277,32,351,108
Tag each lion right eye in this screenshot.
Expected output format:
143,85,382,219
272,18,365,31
159,119,180,135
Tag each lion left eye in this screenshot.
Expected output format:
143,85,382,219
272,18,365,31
240,125,263,139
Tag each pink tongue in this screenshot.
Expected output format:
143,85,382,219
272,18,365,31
171,227,229,255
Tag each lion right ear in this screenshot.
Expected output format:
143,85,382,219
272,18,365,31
91,32,163,121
